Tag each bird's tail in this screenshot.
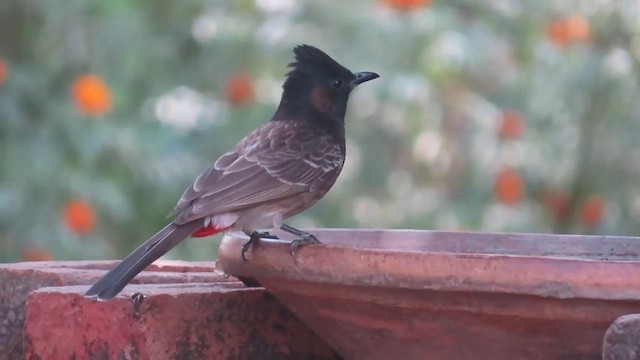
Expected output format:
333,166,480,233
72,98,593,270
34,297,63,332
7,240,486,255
84,221,202,300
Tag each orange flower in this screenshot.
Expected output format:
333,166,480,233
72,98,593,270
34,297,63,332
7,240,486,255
382,0,431,11
498,109,525,140
61,198,96,235
579,195,605,229
224,72,255,106
20,247,54,262
547,19,570,46
565,15,590,42
541,189,570,222
0,58,6,89
494,167,524,205
71,74,113,116
547,15,590,46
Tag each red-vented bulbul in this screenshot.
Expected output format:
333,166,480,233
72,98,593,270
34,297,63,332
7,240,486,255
85,44,379,300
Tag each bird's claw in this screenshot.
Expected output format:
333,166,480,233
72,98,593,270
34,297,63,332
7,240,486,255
289,233,321,256
241,237,256,262
241,231,280,261
257,231,279,239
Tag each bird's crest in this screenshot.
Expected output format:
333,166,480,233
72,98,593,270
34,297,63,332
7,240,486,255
286,45,353,79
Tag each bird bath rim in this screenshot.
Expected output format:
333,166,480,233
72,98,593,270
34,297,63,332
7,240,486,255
216,228,640,300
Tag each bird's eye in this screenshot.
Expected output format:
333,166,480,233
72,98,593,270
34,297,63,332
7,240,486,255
332,80,344,89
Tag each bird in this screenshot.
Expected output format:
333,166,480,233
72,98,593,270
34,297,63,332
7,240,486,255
84,44,379,300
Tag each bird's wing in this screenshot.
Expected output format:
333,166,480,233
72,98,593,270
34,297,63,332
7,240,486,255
173,121,344,224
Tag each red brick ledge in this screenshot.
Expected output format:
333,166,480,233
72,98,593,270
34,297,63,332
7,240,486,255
0,261,338,359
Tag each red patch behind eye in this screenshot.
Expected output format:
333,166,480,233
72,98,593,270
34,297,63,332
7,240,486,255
310,87,331,113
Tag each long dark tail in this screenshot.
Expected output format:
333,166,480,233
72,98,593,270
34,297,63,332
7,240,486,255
84,221,201,300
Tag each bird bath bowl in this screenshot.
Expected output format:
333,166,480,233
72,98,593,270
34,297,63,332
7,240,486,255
216,229,640,359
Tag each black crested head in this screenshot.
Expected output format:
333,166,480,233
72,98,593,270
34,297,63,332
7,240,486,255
274,45,379,130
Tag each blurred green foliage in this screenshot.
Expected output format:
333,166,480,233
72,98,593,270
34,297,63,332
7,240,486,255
1,0,639,262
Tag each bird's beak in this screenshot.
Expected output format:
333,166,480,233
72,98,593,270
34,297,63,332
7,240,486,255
352,71,380,86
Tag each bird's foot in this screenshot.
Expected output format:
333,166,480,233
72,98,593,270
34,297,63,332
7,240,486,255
289,233,321,256
279,224,321,256
241,231,280,261
256,231,279,239
241,232,259,261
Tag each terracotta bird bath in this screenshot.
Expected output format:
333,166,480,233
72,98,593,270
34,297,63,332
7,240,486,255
216,229,640,359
